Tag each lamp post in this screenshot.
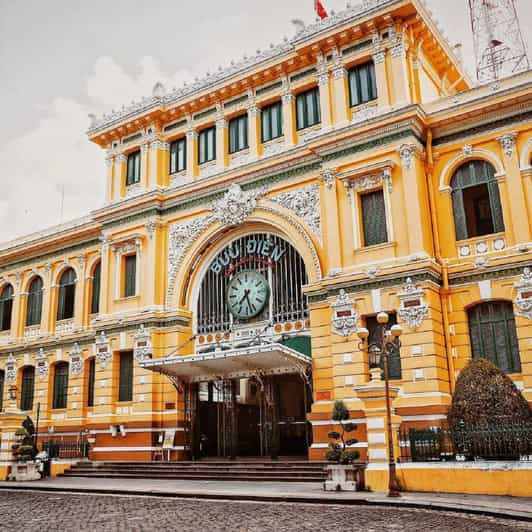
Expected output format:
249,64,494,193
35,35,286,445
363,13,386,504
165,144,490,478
357,311,402,498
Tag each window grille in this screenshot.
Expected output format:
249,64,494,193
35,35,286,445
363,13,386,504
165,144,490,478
361,190,388,246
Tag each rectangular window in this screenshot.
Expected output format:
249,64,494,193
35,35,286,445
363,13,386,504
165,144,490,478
20,367,35,411
169,137,187,174
198,127,216,165
0,370,4,412
118,352,134,402
57,284,75,321
349,61,377,107
261,101,283,143
296,87,321,130
365,313,401,380
228,115,249,154
126,150,141,186
123,255,137,298
53,363,69,410
361,190,388,247
91,264,101,315
87,358,96,407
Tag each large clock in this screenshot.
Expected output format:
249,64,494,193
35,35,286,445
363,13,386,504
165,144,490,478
227,270,270,319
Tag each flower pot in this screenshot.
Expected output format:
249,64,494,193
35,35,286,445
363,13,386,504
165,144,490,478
8,462,41,482
324,464,357,491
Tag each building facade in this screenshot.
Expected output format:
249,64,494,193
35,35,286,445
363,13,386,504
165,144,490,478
1,0,531,469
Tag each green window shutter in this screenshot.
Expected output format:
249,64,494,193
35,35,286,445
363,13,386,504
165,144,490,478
170,138,186,174
87,358,96,407
468,302,521,374
20,366,35,411
91,263,101,315
124,255,137,298
296,92,306,130
53,363,69,409
349,62,377,106
57,268,76,321
126,151,141,185
361,190,388,246
487,179,505,233
119,352,134,402
0,285,13,331
0,370,4,412
261,106,271,143
451,188,468,241
26,277,43,326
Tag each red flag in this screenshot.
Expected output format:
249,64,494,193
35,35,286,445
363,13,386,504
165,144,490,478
315,0,328,19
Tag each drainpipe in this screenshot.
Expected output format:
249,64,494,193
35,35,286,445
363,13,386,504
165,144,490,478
425,129,456,393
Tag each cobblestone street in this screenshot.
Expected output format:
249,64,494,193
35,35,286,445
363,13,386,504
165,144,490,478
1,490,530,532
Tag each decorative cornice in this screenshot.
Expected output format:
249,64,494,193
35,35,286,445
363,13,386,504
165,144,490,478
87,0,401,136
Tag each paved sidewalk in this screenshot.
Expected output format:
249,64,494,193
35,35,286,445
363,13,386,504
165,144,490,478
0,477,531,521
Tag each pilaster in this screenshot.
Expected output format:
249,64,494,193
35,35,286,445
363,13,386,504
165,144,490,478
281,75,296,147
105,154,115,203
186,121,198,179
149,140,169,189
115,155,127,199
247,90,261,159
140,142,149,190
99,238,111,315
498,133,531,243
320,167,342,273
389,26,411,108
40,264,52,333
73,258,85,329
215,103,228,170
372,34,390,112
331,48,349,127
316,54,332,130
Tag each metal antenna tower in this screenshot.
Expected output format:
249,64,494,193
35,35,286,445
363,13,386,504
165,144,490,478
468,0,529,83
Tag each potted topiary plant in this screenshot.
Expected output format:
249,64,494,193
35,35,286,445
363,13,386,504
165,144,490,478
9,416,41,481
324,400,360,491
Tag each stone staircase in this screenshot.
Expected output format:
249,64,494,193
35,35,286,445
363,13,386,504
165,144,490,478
60,459,328,482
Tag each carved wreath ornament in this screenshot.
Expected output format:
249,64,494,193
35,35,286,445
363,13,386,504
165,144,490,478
514,268,532,320
397,278,429,330
331,289,359,337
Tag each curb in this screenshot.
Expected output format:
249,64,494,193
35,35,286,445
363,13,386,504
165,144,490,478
0,485,530,523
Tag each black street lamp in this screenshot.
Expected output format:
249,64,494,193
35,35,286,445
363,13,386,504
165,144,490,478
357,311,402,498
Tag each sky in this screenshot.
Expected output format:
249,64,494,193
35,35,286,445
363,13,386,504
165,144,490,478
0,0,530,244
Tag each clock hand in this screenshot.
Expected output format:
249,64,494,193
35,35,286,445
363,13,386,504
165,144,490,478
238,289,250,305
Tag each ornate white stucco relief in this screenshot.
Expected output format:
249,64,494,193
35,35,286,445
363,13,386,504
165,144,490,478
35,348,49,380
69,342,83,376
212,184,265,226
397,278,429,330
514,267,532,320
95,331,111,369
331,289,359,337
270,184,322,242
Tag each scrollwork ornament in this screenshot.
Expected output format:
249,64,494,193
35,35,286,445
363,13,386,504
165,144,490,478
514,267,532,320
212,184,264,226
5,353,16,383
35,348,49,380
397,277,429,330
95,331,111,369
331,289,359,337
134,324,152,363
69,342,83,375
497,133,517,158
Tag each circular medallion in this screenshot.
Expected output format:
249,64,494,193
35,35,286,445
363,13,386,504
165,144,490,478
227,270,270,319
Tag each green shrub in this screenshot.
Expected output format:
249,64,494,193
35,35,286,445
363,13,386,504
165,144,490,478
326,400,360,464
448,359,532,430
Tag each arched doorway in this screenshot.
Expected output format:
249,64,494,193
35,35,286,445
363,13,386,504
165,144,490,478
146,231,314,459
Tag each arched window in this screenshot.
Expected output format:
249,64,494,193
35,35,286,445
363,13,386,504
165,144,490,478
468,301,521,374
26,277,43,327
57,268,76,321
53,362,69,409
451,160,504,241
91,262,101,315
0,369,4,412
20,366,35,411
0,284,14,332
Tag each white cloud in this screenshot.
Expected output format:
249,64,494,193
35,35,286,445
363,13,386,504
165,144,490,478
0,56,194,244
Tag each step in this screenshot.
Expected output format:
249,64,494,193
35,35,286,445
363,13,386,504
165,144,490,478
60,472,324,482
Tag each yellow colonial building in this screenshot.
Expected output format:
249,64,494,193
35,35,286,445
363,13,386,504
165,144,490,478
1,0,531,493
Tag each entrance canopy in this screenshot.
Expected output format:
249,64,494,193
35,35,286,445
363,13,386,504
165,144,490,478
139,343,311,384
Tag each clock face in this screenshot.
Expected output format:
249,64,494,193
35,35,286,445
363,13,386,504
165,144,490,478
227,270,270,320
